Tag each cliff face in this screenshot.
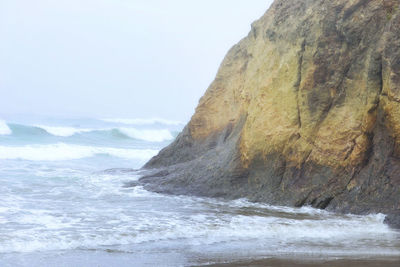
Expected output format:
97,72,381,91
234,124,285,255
142,0,400,226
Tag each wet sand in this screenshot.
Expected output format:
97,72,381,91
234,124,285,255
201,257,400,267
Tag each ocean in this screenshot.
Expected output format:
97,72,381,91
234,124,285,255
0,117,399,266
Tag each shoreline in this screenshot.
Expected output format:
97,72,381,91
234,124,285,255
198,257,400,267
138,168,400,230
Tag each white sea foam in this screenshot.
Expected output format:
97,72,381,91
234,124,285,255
0,143,158,161
0,120,12,135
1,118,399,260
31,124,175,142
34,125,93,137
0,168,398,255
0,203,397,255
118,128,174,142
102,117,184,126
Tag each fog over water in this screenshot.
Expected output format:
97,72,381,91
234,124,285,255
0,0,273,121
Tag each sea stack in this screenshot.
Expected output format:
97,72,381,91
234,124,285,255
142,0,400,227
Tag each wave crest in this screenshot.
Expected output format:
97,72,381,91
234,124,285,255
9,124,175,142
34,125,93,137
0,120,12,135
0,143,158,161
117,128,173,142
101,118,183,126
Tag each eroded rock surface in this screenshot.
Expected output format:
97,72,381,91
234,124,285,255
142,0,400,227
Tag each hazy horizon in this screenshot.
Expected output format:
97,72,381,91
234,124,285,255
0,0,273,122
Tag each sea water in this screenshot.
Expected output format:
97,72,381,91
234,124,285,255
0,116,399,266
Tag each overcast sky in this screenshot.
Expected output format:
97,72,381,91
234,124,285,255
0,0,273,122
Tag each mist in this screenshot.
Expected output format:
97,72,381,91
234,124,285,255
0,0,273,122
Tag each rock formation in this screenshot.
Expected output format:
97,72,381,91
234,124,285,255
141,0,400,227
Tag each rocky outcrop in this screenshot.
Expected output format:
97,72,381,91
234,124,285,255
141,0,400,227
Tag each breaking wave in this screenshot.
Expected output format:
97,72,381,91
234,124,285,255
3,123,176,142
101,117,184,126
33,125,93,137
0,120,12,135
0,143,158,161
117,128,173,142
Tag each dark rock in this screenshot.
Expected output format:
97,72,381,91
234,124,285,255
139,0,400,229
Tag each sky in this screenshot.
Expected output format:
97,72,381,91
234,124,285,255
0,0,273,122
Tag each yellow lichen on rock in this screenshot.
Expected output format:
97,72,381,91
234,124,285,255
186,0,400,171
144,0,400,225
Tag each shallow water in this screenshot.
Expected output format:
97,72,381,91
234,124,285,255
0,117,399,266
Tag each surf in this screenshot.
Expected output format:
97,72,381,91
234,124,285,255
0,143,158,161
101,117,184,126
0,120,12,135
2,122,176,142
